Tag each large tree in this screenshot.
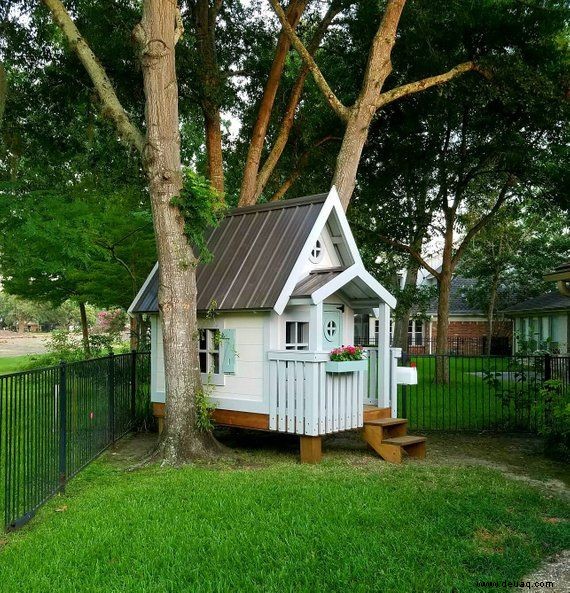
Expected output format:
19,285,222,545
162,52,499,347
38,0,223,462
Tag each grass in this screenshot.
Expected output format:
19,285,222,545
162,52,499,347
400,356,548,431
0,355,31,375
0,446,568,593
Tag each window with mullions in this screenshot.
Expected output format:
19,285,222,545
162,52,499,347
198,329,220,374
408,319,423,346
285,321,309,350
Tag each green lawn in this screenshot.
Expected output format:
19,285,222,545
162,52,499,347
0,355,30,375
400,356,547,431
0,452,568,593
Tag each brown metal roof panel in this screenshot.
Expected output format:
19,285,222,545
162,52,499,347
131,192,329,313
292,270,343,297
244,203,323,308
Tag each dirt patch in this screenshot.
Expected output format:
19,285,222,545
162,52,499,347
524,551,570,593
0,331,49,357
104,432,158,467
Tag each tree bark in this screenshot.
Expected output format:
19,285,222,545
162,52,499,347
485,270,500,356
0,62,7,129
392,256,421,352
79,301,91,357
193,0,225,193
136,0,221,463
435,221,454,383
238,0,308,207
254,2,344,200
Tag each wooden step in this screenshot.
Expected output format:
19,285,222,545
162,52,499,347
378,435,426,463
382,435,426,446
363,405,391,421
363,417,408,442
364,418,408,427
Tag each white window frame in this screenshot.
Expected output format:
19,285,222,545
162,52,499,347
309,239,324,264
408,319,424,346
285,321,310,350
198,328,225,385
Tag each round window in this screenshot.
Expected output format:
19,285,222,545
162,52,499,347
324,320,337,341
309,239,323,264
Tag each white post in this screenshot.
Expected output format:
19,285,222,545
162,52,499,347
390,347,402,418
377,303,390,409
309,302,324,351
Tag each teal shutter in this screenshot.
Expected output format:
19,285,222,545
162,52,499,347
221,329,236,374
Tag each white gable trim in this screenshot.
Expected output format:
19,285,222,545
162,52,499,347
310,263,397,309
128,262,158,315
274,186,364,315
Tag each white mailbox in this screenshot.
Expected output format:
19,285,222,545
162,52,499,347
395,366,418,385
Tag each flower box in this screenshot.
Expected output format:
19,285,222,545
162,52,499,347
325,360,368,373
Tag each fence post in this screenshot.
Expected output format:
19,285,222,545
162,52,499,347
58,361,67,493
544,353,552,382
130,349,137,422
108,353,116,444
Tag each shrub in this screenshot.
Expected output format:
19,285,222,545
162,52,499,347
537,379,570,461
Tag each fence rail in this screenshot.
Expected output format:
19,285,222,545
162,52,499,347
355,336,512,356
0,351,150,530
399,354,569,432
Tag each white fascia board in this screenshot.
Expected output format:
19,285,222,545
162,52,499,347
311,264,397,309
273,189,336,315
327,186,363,267
310,265,360,304
127,261,158,315
359,268,397,309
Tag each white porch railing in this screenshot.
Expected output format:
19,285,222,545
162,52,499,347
267,351,365,436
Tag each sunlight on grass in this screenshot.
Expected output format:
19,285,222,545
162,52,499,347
0,457,568,593
0,356,30,375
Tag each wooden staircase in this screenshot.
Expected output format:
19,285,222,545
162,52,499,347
362,406,426,463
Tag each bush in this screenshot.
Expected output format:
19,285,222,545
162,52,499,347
537,379,570,461
24,330,129,369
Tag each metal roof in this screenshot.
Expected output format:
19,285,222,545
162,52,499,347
503,291,570,315
292,268,344,297
130,193,328,313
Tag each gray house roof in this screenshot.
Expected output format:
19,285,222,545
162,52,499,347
130,193,328,313
503,291,570,315
426,276,484,316
292,268,344,298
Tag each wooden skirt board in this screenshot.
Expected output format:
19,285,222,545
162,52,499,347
152,403,270,431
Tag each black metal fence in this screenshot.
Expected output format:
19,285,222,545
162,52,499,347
355,336,512,356
0,351,150,531
399,354,569,432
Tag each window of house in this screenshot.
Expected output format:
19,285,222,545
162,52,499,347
408,319,424,346
374,319,380,344
285,321,309,350
198,329,220,374
354,314,370,345
309,239,324,264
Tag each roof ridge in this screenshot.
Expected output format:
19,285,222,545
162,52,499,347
227,193,328,216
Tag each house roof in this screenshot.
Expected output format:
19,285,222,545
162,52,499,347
544,260,570,282
129,188,396,315
426,276,484,316
503,291,570,315
292,268,344,297
130,193,329,313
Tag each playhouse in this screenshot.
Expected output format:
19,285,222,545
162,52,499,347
129,187,423,462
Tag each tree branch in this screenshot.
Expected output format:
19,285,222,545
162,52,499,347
268,0,350,122
42,0,145,154
452,176,515,267
377,62,482,108
255,1,346,199
0,62,6,129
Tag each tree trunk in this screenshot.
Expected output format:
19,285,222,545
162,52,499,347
486,271,500,356
79,301,91,357
238,0,308,207
435,227,454,384
393,256,421,352
332,109,375,210
193,0,224,193
0,62,7,129
137,0,221,463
